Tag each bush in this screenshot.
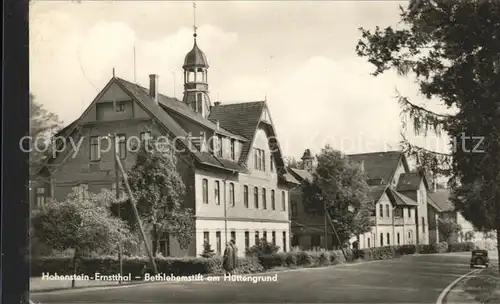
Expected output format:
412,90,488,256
448,242,477,252
200,242,215,258
246,239,280,257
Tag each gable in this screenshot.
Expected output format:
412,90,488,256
348,151,403,186
260,107,271,123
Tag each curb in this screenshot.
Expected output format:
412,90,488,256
436,268,483,304
31,258,390,295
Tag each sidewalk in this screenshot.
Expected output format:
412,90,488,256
445,266,500,304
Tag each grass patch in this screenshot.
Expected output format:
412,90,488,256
463,266,500,303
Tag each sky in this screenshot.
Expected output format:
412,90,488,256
30,0,451,160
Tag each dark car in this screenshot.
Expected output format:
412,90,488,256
470,249,489,268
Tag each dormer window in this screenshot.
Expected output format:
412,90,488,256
216,135,223,157
115,102,125,112
230,139,235,160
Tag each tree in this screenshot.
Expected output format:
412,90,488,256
356,0,500,271
29,93,62,172
437,217,462,243
285,156,303,169
123,141,195,256
301,145,374,245
246,238,280,257
200,242,216,258
31,186,131,287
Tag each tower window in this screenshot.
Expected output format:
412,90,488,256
196,93,203,113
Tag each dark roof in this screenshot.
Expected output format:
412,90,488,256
427,194,443,212
367,178,385,186
396,172,423,191
368,185,387,203
116,78,245,141
347,151,405,185
428,189,454,212
209,101,266,164
301,149,313,160
289,168,313,182
183,39,208,69
389,188,418,206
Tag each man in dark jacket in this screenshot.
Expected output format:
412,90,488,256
223,242,234,274
230,239,238,269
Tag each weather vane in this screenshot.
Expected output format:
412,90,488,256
193,2,198,37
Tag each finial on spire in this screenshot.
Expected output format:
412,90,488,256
112,67,115,78
193,2,198,39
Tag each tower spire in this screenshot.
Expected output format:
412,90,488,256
193,2,198,39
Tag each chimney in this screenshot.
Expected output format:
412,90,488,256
214,101,221,106
359,160,365,173
149,74,159,103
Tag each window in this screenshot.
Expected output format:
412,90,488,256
380,233,384,246
386,233,390,245
385,205,390,217
229,183,235,207
408,230,413,242
79,184,89,200
367,238,371,248
379,204,383,217
263,231,268,242
90,136,100,161
422,217,425,232
292,234,299,247
283,232,287,252
140,132,151,146
254,187,259,208
408,208,411,218
272,231,276,245
217,136,223,157
202,179,208,204
254,148,265,171
270,155,274,172
271,190,276,210
230,231,236,243
230,139,235,160
160,233,170,257
36,187,46,207
243,185,249,208
281,191,286,211
117,134,126,159
291,200,297,217
203,231,209,245
262,188,267,209
216,231,221,254
214,181,220,205
255,231,260,245
245,231,250,251
311,235,321,247
115,101,125,112
397,233,400,245
196,93,203,113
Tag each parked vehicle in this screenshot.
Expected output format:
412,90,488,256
470,249,489,268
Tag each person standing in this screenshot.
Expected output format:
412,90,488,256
230,239,238,270
223,242,234,275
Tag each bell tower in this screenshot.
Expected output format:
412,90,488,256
182,2,211,118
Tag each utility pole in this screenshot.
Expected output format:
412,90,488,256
115,152,158,274
111,134,123,284
325,206,347,260
324,200,328,250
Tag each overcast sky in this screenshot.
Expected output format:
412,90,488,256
30,0,450,160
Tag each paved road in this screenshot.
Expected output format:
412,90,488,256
32,253,489,303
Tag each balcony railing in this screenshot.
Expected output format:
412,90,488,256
394,217,404,225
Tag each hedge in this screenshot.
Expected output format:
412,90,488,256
30,242,477,277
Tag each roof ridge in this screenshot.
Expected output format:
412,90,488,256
215,101,266,106
348,150,403,156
